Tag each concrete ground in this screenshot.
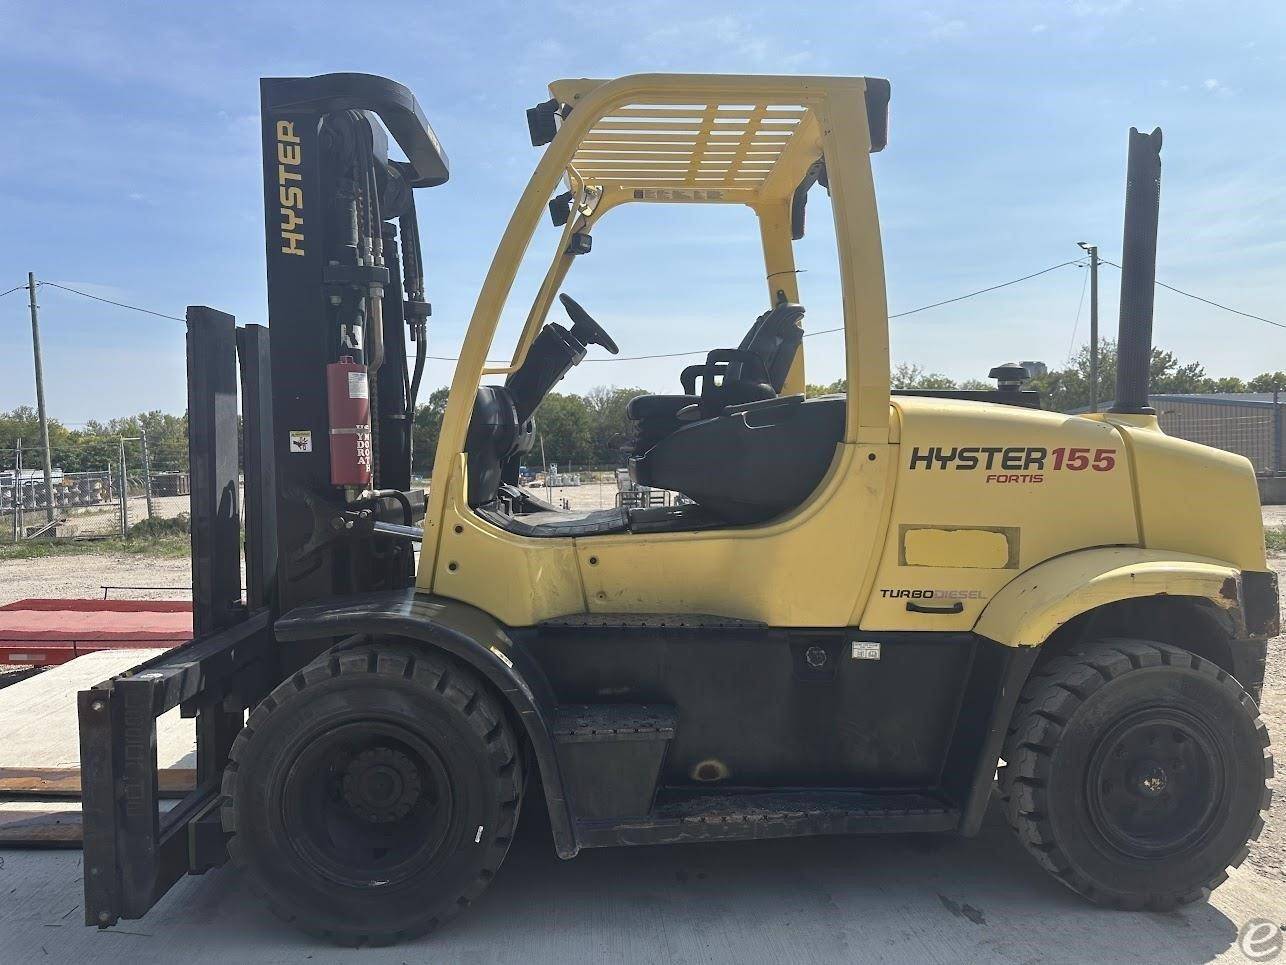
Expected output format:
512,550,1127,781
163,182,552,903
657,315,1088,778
0,798,1281,964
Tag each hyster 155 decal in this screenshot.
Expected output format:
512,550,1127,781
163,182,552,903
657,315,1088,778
906,446,1116,484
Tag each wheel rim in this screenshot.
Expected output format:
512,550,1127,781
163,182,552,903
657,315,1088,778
1086,707,1227,859
281,720,455,888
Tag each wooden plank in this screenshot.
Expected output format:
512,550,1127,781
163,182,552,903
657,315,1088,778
0,807,83,847
0,766,195,799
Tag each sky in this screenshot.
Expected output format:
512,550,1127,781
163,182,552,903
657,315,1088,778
1,0,1283,425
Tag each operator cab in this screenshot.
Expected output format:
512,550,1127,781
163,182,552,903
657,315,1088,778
454,77,891,538
465,293,845,532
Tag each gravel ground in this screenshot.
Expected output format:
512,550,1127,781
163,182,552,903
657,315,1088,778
0,553,193,607
1247,551,1286,884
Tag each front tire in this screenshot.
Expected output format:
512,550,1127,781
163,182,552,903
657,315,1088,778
1001,639,1272,910
221,644,523,946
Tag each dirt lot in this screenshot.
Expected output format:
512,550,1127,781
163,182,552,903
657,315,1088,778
0,552,193,606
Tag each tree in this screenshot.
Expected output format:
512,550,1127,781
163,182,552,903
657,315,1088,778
582,385,649,464
1248,372,1286,393
533,393,594,467
411,387,450,477
806,378,847,396
891,363,958,390
1209,376,1248,393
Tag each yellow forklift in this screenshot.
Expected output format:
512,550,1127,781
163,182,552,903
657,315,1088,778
77,72,1277,946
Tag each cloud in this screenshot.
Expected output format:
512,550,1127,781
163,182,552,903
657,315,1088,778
1070,0,1132,16
1031,23,1049,34
918,11,967,40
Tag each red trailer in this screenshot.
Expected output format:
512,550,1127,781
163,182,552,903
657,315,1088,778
0,599,192,666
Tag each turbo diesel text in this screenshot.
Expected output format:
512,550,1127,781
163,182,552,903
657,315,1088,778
907,445,1117,484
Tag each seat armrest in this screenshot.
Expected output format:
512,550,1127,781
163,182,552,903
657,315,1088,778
704,348,769,381
680,364,706,396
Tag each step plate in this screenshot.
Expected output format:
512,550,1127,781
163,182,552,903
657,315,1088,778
576,789,959,847
552,703,678,744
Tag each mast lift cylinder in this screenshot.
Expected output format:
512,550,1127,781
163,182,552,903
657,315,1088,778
327,355,372,487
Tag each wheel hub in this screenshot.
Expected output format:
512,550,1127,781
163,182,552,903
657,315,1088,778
1087,708,1226,858
1132,761,1168,797
341,746,422,823
281,721,454,889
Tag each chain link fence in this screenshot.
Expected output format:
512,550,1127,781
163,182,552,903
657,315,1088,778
1152,393,1284,477
512,464,687,512
1,438,194,543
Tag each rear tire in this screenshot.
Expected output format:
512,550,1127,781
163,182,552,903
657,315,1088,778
221,644,523,946
1001,639,1272,910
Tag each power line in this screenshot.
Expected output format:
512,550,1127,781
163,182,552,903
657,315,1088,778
0,284,25,299
1098,257,1285,331
38,281,185,322
37,253,1278,370
879,258,1085,324
1068,263,1090,360
430,258,1087,364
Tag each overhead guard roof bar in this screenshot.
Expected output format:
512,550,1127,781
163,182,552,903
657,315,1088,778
546,76,888,199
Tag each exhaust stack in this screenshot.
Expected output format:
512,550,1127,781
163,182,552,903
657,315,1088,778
1110,126,1163,415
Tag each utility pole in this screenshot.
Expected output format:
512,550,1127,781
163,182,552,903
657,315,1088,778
1274,383,1282,475
27,273,55,523
1077,243,1100,412
139,428,155,520
15,438,23,540
118,437,129,538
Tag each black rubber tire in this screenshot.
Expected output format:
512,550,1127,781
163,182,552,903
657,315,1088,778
1000,639,1273,910
221,645,523,946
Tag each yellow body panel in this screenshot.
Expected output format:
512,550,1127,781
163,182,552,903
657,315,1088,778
432,457,586,626
975,547,1240,648
416,72,1269,650
1111,418,1268,572
857,397,1139,631
433,442,895,627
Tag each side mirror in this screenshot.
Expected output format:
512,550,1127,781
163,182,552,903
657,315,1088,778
527,98,563,147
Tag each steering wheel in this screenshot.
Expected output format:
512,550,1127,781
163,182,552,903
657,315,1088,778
559,293,619,355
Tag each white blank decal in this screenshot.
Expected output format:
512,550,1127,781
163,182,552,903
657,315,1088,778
475,825,484,843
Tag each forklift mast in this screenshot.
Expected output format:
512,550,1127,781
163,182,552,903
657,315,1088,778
259,73,447,614
77,73,447,930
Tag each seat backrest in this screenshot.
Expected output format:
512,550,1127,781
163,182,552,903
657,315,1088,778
464,385,520,506
732,302,805,391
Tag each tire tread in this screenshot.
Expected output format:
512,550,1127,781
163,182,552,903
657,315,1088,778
999,638,1272,911
221,642,523,946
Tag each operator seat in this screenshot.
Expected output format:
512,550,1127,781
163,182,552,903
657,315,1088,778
627,301,805,454
631,394,846,524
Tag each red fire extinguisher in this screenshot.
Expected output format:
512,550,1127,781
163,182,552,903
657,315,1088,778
326,356,372,487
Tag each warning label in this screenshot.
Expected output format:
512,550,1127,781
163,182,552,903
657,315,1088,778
289,430,312,453
348,371,369,399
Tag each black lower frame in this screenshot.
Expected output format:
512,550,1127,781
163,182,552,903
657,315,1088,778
527,621,1039,848
78,612,274,926
73,567,1084,929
